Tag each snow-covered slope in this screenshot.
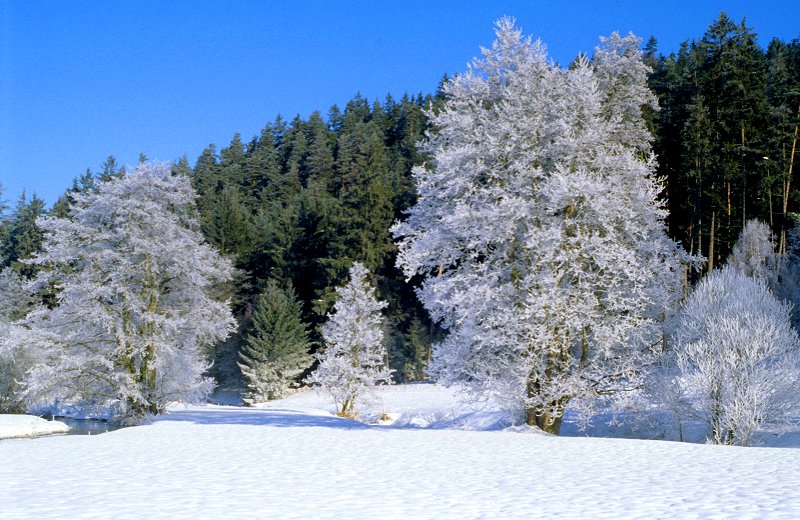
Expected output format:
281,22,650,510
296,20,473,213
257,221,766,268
0,414,69,439
1,384,799,519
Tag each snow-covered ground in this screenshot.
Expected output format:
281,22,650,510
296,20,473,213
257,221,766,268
0,414,69,439
2,384,800,519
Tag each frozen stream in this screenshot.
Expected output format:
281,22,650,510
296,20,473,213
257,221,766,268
55,417,126,436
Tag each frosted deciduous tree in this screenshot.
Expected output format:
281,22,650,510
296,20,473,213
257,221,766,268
674,268,800,446
0,268,35,412
772,217,800,327
726,220,778,285
306,262,392,418
238,280,312,403
393,18,688,433
19,164,235,421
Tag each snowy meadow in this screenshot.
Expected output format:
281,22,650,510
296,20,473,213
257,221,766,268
3,384,800,519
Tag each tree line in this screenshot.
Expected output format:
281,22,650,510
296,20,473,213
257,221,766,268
648,12,800,274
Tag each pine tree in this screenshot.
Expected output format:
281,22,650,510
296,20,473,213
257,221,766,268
306,262,392,418
238,280,312,403
201,184,253,261
0,191,46,278
394,18,688,433
98,155,125,182
402,318,431,382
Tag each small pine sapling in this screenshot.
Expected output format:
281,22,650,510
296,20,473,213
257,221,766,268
306,262,393,418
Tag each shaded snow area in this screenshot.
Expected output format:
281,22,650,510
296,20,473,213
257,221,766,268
2,385,800,519
0,414,69,439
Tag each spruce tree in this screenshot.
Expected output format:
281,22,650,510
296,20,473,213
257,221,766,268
1,192,46,278
238,280,312,403
306,262,392,418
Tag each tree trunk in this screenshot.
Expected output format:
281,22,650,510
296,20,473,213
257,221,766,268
526,404,566,435
708,211,716,273
525,372,569,435
144,343,158,415
339,396,355,418
141,256,159,415
780,102,800,255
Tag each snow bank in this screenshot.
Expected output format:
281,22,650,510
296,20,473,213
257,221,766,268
0,414,69,439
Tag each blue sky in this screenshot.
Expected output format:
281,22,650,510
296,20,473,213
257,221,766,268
2,1,799,208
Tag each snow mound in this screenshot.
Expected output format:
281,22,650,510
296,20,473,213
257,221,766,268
0,414,69,439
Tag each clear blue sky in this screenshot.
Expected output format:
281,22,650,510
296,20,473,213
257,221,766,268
2,1,799,208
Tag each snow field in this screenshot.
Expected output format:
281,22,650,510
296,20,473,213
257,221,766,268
1,384,799,519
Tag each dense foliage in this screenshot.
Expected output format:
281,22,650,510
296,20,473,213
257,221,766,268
238,280,312,403
394,19,688,434
5,165,235,421
182,94,443,386
649,13,800,273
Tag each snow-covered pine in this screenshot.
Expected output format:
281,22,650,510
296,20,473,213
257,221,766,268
18,164,235,421
306,262,393,418
238,280,312,403
674,267,800,446
393,18,689,434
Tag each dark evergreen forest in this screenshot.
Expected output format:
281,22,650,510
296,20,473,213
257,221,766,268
2,13,798,390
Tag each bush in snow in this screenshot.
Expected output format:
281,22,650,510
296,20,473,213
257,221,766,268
17,164,235,422
393,18,688,433
238,280,312,403
674,267,800,446
306,262,393,418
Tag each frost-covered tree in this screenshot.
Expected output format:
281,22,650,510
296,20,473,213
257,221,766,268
17,164,235,421
0,268,35,412
306,262,392,418
674,268,800,446
726,220,778,286
774,217,800,327
393,18,688,433
238,280,312,403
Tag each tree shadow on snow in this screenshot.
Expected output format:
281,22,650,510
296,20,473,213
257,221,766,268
157,407,372,430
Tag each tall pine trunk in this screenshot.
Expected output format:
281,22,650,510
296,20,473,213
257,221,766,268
708,211,716,273
780,102,800,255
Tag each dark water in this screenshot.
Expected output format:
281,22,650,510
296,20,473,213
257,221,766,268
54,417,126,436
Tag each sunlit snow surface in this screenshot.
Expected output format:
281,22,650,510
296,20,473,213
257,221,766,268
0,414,68,439
2,384,800,519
